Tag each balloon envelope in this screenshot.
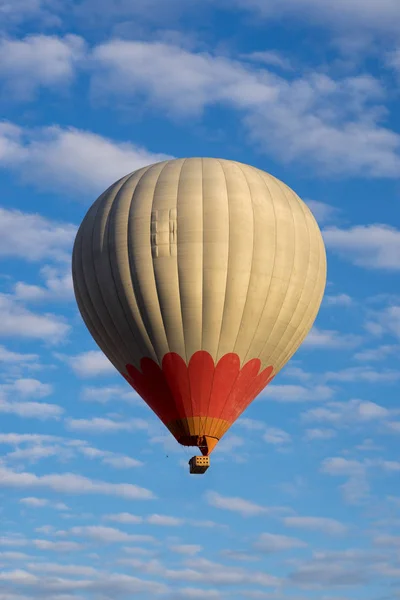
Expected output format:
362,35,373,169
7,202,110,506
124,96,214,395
72,158,326,455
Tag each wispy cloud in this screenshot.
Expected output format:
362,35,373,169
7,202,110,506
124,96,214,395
0,121,171,194
0,465,155,499
324,224,400,270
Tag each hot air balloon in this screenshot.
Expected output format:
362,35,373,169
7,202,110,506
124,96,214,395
72,158,326,474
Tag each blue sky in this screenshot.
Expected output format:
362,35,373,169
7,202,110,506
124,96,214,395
0,1,400,599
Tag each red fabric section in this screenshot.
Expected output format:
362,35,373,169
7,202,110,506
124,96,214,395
162,353,191,420
124,351,274,430
208,353,241,417
124,359,179,423
222,363,274,423
188,351,215,416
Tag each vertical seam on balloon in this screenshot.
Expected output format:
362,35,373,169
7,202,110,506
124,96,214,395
199,157,206,437
275,214,325,372
73,221,120,372
276,212,324,371
91,177,134,365
206,158,230,438
151,160,176,359
79,194,126,372
175,158,191,427
232,161,256,362
215,161,256,426
271,191,313,370
241,166,277,365
276,244,324,372
107,168,158,365
255,177,297,364
128,161,171,365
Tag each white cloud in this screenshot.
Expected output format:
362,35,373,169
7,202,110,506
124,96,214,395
81,385,139,404
170,544,202,556
0,0,60,28
2,378,52,398
14,266,74,302
0,399,63,419
128,556,280,587
356,438,382,451
262,383,334,403
324,293,353,306
303,326,361,348
263,427,291,445
323,366,400,383
305,200,339,224
320,457,369,504
216,434,245,453
242,50,293,71
147,514,183,526
69,525,155,544
0,293,69,343
66,416,149,433
231,0,400,37
105,511,210,529
102,455,143,469
0,35,85,99
373,534,400,547
27,562,97,576
172,588,223,599
90,40,400,178
354,344,398,361
254,532,307,552
104,513,143,524
0,383,63,421
19,497,68,510
321,457,366,478
302,399,389,426
32,539,83,552
324,224,400,270
0,433,144,469
0,122,171,195
0,565,168,595
303,428,336,441
283,516,347,535
281,365,312,382
19,496,47,507
0,465,155,499
78,444,143,468
366,305,400,339
236,418,266,431
0,206,76,263
0,345,39,365
0,433,57,445
59,350,115,377
0,534,27,547
205,491,286,517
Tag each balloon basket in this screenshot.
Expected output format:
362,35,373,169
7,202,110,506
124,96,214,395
189,455,210,475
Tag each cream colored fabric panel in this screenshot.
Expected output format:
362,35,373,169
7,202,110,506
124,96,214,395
92,172,152,371
201,159,230,361
242,171,295,366
270,190,325,372
216,160,254,361
73,188,127,374
257,178,311,368
128,161,170,362
150,159,186,358
107,166,158,368
274,223,326,373
232,162,277,361
72,209,122,371
176,159,203,361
